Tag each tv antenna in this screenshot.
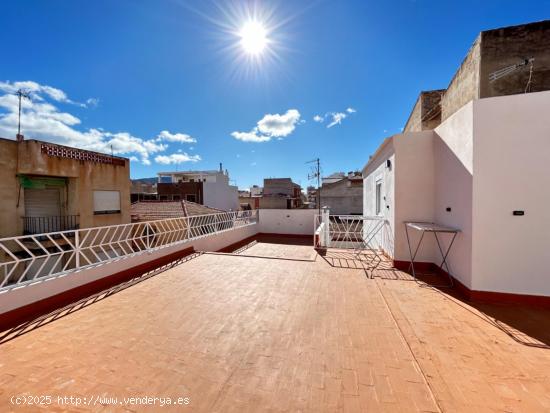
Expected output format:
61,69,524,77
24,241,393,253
14,89,31,139
489,58,534,93
307,158,321,216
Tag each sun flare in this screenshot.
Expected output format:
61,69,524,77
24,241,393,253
239,21,268,55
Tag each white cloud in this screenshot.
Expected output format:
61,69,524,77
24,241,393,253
231,109,301,143
313,107,357,128
0,80,199,165
327,112,347,128
231,129,271,142
156,130,196,143
155,153,202,165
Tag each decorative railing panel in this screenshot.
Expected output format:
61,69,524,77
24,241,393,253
22,215,80,235
0,210,257,290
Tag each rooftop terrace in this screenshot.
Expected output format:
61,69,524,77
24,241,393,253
1,238,550,412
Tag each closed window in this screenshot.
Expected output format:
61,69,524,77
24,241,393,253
186,194,197,202
375,181,382,215
93,190,121,215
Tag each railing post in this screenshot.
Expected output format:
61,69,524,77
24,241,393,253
75,230,80,268
146,223,151,251
321,207,330,248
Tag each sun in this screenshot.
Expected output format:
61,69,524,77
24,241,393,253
239,21,268,55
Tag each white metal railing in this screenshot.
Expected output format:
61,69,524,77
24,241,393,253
0,210,258,291
314,213,387,250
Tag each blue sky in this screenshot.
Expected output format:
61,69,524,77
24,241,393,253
1,0,549,189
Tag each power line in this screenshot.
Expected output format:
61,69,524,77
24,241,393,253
307,158,321,216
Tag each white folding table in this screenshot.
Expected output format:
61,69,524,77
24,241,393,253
404,221,460,287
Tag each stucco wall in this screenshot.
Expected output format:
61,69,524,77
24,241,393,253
320,180,363,215
203,181,239,211
0,139,131,237
258,209,315,235
480,21,550,98
363,139,395,254
472,91,550,295
434,102,474,288
393,131,438,264
441,36,481,122
0,139,23,237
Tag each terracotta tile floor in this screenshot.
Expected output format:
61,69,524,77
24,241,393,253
1,244,550,412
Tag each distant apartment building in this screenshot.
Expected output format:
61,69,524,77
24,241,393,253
130,179,157,202
238,185,263,210
260,178,302,209
363,20,550,301
320,171,363,215
0,137,130,238
157,164,238,211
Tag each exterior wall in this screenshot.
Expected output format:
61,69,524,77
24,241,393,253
259,197,289,209
203,181,239,211
480,21,550,98
363,138,395,254
441,36,481,122
320,180,363,215
258,209,315,235
157,182,203,203
393,132,438,264
434,102,474,288
403,96,422,132
404,90,445,132
472,91,550,296
0,139,22,237
0,139,130,237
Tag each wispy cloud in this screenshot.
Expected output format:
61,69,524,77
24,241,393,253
154,153,202,165
313,107,357,128
231,109,301,143
0,80,199,165
156,130,197,143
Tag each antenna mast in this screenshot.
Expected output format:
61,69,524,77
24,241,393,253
15,89,31,139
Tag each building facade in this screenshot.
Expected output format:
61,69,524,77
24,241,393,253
363,20,550,301
157,166,239,211
320,172,363,215
0,138,131,238
260,178,303,209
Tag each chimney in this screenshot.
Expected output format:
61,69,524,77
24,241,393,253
16,134,24,142
219,162,223,173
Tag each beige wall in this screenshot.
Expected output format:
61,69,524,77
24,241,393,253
472,91,550,295
434,102,474,288
0,139,130,238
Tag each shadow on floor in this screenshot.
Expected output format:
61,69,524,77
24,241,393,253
321,248,550,349
0,252,203,346
387,269,550,349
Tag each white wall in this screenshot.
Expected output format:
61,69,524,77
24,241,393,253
434,102,474,288
258,209,316,235
393,131,438,264
203,181,239,211
363,138,395,254
472,91,550,295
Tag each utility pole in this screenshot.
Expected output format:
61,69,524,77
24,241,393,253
307,158,321,217
15,89,31,140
